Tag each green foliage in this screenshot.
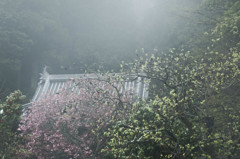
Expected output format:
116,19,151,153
99,1,240,158
0,90,25,158
103,45,240,158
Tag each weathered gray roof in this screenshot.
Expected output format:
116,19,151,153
23,68,149,109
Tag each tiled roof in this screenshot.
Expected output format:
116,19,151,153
23,67,149,109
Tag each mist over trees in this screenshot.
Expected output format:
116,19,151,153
1,0,240,158
0,0,201,99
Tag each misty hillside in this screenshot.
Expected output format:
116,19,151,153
0,0,201,98
1,0,240,158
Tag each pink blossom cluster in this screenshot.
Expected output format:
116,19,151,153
19,78,132,158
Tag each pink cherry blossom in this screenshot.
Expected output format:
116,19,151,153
19,77,133,158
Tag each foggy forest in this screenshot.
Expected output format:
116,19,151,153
1,0,240,158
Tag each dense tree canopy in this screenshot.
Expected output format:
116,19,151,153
103,48,240,158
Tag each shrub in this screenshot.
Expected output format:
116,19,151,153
0,90,25,158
